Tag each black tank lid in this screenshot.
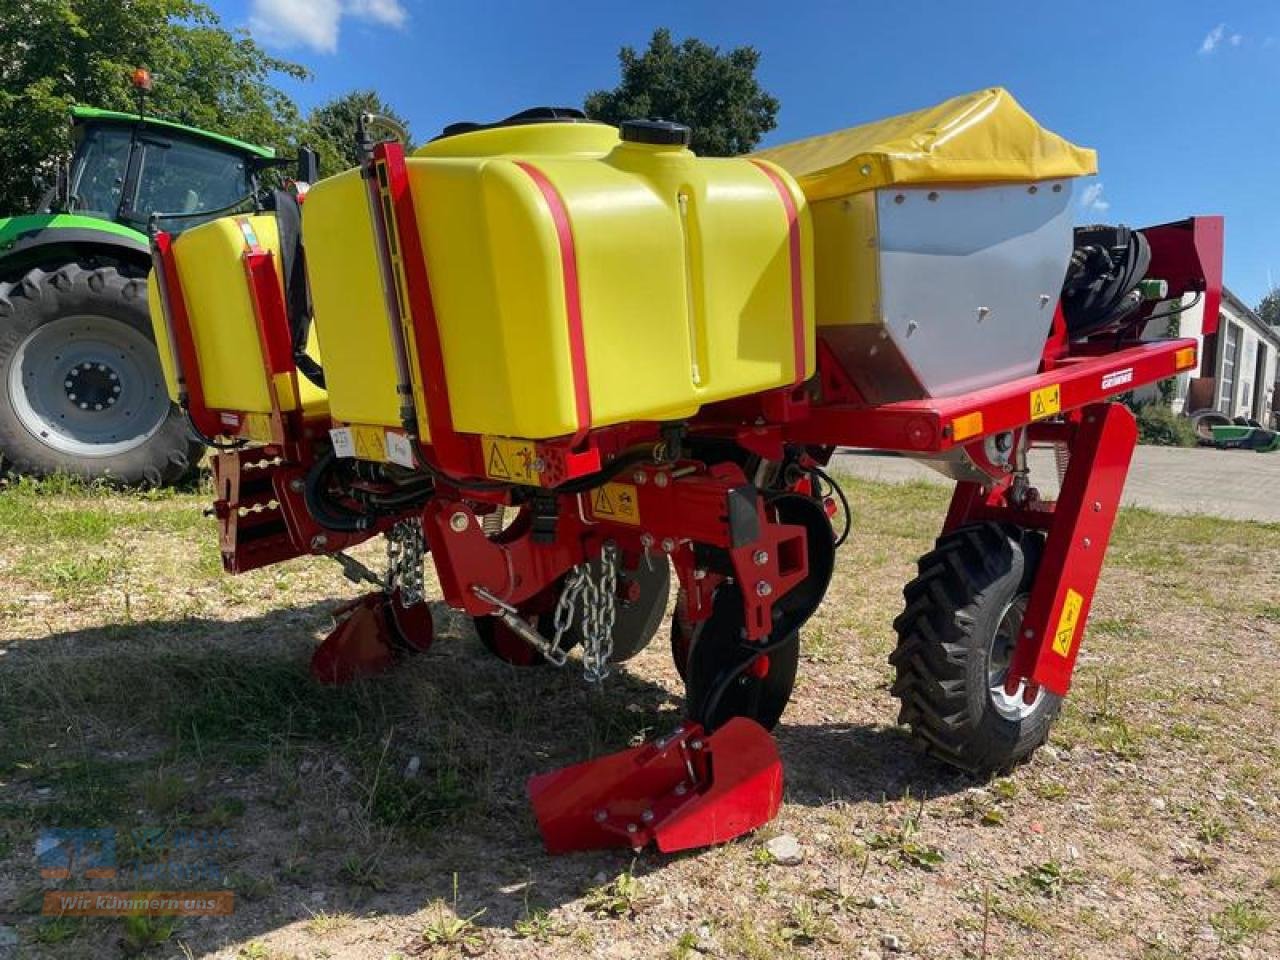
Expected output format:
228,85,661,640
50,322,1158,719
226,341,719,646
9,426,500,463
436,106,589,141
620,119,692,146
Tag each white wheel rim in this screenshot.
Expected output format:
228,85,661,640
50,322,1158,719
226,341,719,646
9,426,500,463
987,595,1046,722
7,315,170,457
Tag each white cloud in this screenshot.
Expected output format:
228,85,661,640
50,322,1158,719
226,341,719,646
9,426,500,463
1199,23,1244,55
1200,23,1226,54
346,0,407,28
1080,182,1110,214
249,0,407,54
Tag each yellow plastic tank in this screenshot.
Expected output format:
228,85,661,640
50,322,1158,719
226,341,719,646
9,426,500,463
303,120,813,441
148,214,327,417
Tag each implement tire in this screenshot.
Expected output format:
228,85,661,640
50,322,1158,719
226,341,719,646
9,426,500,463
0,262,200,486
890,522,1062,775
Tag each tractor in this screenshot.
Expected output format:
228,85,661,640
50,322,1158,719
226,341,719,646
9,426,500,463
0,78,285,485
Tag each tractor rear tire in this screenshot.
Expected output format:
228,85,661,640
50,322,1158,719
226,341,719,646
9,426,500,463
890,522,1062,775
0,262,201,487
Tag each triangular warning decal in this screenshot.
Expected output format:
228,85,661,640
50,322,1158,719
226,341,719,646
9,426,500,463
487,443,510,479
593,487,615,516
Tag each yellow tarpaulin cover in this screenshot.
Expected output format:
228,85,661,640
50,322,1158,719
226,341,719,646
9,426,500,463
754,87,1097,200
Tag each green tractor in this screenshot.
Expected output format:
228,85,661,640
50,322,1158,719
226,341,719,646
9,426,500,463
0,104,281,485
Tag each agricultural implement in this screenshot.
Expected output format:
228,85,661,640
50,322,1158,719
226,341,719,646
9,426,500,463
147,89,1223,853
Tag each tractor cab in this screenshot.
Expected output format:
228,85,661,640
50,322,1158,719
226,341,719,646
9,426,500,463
61,107,275,233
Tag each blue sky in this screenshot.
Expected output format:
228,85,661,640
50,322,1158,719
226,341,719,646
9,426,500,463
209,1,1279,306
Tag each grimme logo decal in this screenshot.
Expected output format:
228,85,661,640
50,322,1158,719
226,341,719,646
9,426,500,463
35,828,236,916
1101,367,1134,390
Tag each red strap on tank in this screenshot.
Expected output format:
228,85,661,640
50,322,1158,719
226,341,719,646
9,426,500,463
514,161,593,443
750,160,807,384
152,231,218,438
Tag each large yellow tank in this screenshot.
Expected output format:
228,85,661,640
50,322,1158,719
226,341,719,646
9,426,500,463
147,214,327,417
303,121,813,441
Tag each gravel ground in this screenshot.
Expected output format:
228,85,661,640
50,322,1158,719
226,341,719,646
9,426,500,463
0,475,1276,960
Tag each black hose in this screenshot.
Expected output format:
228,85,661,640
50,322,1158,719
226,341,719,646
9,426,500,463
807,465,851,548
183,405,247,450
698,628,798,730
304,451,375,532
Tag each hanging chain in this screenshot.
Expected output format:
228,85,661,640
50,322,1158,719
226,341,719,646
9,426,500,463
473,544,619,680
385,518,425,606
580,543,618,684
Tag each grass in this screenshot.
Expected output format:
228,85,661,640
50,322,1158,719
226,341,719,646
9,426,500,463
1,473,1277,959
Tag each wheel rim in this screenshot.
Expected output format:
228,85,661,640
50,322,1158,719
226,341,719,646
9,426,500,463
986,595,1046,721
7,315,170,457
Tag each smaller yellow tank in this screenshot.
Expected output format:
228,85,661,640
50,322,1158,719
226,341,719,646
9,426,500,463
148,214,327,418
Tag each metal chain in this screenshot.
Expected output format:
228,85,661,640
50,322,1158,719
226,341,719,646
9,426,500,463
385,518,425,606
473,545,619,680
580,544,618,684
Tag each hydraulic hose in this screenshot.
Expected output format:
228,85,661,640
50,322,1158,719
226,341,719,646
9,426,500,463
304,451,376,533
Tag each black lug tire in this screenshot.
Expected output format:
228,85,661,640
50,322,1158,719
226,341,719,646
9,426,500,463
890,522,1062,775
0,262,201,487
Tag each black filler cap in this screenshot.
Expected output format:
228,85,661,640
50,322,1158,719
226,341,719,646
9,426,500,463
620,118,692,146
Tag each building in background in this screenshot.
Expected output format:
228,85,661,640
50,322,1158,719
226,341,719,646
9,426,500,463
1141,286,1280,428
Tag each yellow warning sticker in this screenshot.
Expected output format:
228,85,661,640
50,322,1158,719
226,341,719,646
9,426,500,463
1030,383,1062,421
242,413,274,444
590,482,641,525
352,425,387,462
482,436,540,485
1052,588,1084,658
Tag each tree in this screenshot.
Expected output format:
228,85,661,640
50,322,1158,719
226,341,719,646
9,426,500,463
584,28,780,157
306,90,413,177
1257,288,1280,327
0,0,308,212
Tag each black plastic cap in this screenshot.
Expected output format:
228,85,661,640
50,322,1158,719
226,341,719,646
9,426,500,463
620,119,692,146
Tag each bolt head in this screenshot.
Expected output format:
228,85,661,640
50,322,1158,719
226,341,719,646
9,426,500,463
310,534,328,550
660,538,676,553
594,809,608,823
449,511,469,532
674,783,688,796
1082,537,1092,548
654,472,669,488
755,580,772,597
626,823,638,834
289,478,305,493
753,550,769,566
640,810,654,823
633,471,646,485
1024,628,1034,639
689,739,704,751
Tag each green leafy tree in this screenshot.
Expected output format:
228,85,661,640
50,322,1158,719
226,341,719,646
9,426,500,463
584,28,780,156
305,90,413,176
0,0,308,211
1256,288,1280,327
